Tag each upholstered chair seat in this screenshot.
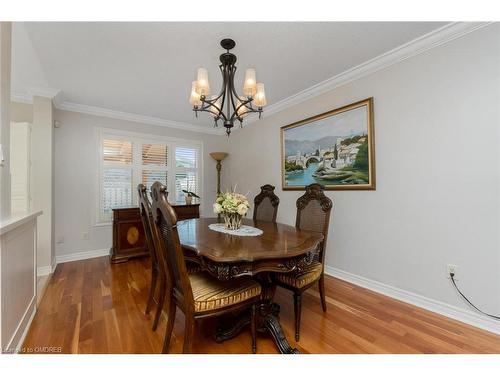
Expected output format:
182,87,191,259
189,273,262,313
274,262,322,289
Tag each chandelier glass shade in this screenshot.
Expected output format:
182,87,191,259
189,38,266,136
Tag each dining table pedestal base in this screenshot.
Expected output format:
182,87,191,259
214,302,299,354
214,274,300,354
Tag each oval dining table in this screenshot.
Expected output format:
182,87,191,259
177,217,324,354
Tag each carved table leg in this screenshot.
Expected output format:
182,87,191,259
214,273,299,354
264,313,299,354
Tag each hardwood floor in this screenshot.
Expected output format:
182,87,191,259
22,256,500,354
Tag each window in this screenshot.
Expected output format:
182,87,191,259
97,129,202,224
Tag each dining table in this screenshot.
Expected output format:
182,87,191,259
177,217,324,354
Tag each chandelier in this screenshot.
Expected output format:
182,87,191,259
189,38,267,136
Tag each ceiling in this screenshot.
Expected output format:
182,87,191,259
11,22,448,129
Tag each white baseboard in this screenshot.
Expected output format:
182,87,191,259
324,266,500,335
37,259,58,277
55,248,109,265
15,300,37,354
4,295,36,353
36,265,52,277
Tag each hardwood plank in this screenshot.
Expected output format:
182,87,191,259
21,256,500,354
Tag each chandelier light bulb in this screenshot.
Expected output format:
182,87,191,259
243,68,257,97
196,68,210,96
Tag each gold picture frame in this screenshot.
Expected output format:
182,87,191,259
281,98,375,190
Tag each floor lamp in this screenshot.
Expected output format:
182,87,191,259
209,152,228,196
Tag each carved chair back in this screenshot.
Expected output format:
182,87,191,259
137,184,160,269
150,182,195,314
253,184,280,223
295,183,333,264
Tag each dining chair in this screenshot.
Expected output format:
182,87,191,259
253,184,280,223
274,183,332,341
137,184,165,331
150,181,261,354
138,184,200,332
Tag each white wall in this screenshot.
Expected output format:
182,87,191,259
32,96,55,270
0,23,12,220
227,25,500,317
54,110,229,258
10,101,32,123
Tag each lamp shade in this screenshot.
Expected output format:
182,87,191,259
253,83,267,107
210,152,228,161
196,68,210,96
189,81,201,106
243,68,257,97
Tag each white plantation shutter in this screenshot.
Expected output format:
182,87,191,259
99,138,134,222
142,143,168,166
174,146,199,203
103,139,132,164
97,130,201,224
174,172,198,202
141,143,169,191
175,147,197,168
142,170,168,190
101,168,133,221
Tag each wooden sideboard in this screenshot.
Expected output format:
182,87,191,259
110,204,200,263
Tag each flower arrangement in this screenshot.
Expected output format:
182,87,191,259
213,191,250,230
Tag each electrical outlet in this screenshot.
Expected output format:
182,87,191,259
82,232,89,240
446,264,459,279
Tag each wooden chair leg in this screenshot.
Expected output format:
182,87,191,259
145,265,158,315
251,304,257,354
162,297,176,354
319,274,327,312
293,292,302,342
152,276,166,331
183,314,196,354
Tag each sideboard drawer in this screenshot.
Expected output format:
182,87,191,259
113,207,141,221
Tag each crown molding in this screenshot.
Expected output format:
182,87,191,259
243,22,493,126
11,86,62,104
57,100,224,135
28,86,61,99
11,91,33,104
11,88,223,135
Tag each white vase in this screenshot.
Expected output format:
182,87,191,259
185,196,193,205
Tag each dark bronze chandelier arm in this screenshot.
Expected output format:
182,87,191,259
196,65,229,121
199,97,226,120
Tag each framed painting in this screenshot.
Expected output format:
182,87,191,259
281,98,375,190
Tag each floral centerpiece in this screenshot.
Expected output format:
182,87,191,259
213,191,250,230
